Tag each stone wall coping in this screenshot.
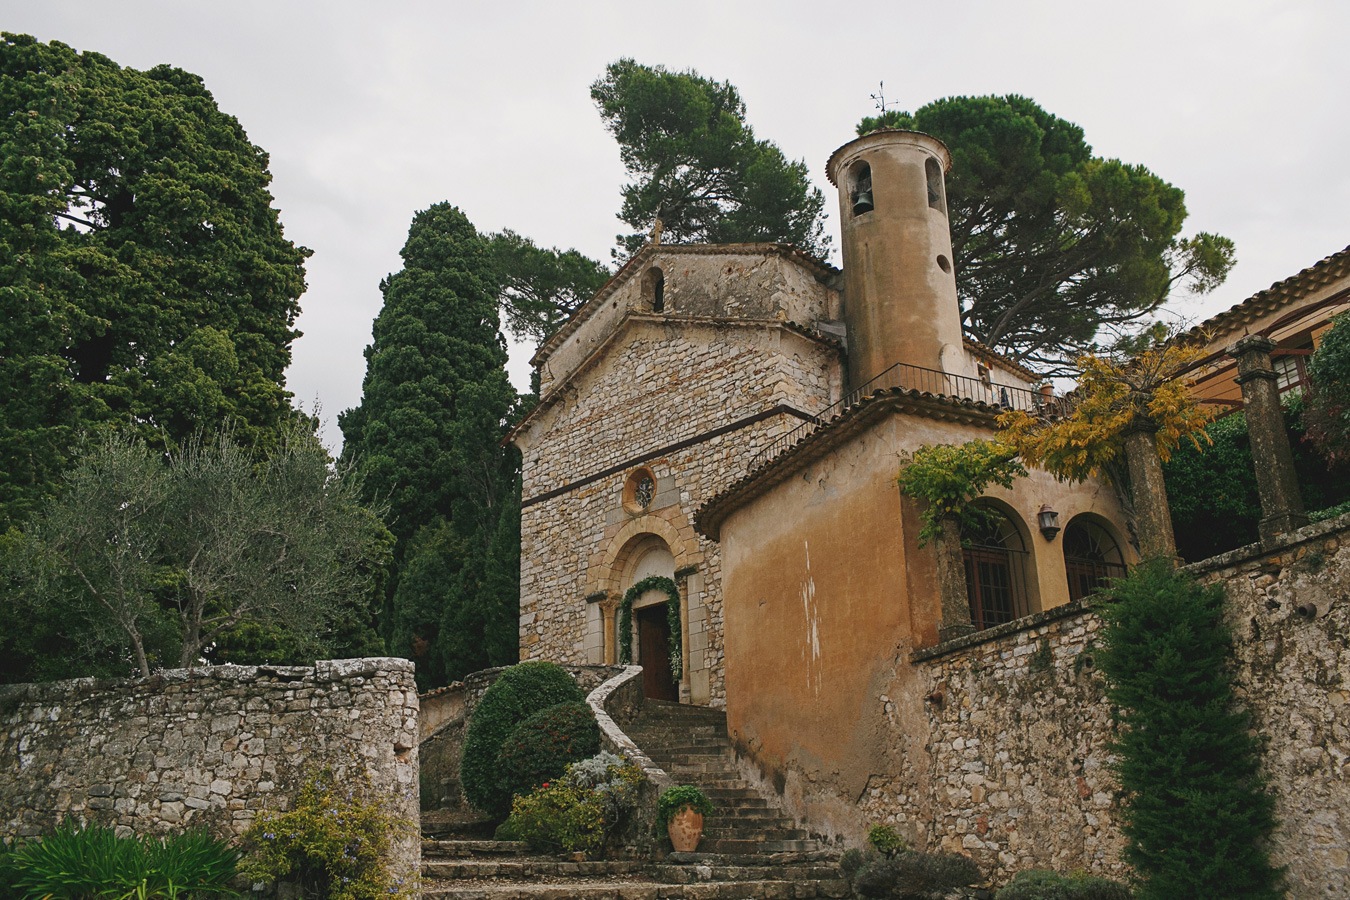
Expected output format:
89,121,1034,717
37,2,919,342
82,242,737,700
911,598,1097,663
1182,511,1350,575
586,666,675,792
0,657,414,703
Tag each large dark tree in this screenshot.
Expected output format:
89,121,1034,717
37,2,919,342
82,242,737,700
859,96,1234,372
340,204,520,689
0,34,311,530
593,59,829,260
489,230,609,345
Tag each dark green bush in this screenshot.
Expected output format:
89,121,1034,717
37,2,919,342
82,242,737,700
6,820,239,899
461,661,586,817
996,868,1132,899
1305,311,1350,467
498,700,600,800
1164,400,1350,560
1097,562,1282,900
843,846,980,899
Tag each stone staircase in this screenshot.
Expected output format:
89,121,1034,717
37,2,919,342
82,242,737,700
419,701,844,898
624,700,824,856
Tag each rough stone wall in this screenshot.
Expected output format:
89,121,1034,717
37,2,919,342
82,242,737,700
518,318,841,706
848,516,1350,895
0,658,420,884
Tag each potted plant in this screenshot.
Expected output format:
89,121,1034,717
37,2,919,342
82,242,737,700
658,784,714,852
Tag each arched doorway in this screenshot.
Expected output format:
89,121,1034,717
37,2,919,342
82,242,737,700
624,538,679,701
1063,516,1126,601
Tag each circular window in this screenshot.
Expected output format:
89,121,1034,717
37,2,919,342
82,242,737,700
622,468,658,514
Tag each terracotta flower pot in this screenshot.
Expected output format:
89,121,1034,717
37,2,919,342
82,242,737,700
667,805,704,852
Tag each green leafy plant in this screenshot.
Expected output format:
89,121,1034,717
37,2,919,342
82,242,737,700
1304,310,1350,467
656,785,714,828
896,441,1026,545
865,824,908,858
1097,562,1282,899
501,752,645,855
617,575,683,681
5,820,239,899
995,868,1133,899
460,661,586,818
497,700,601,801
240,768,412,900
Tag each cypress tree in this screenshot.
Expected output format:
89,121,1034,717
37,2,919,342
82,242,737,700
1097,561,1282,899
340,204,520,689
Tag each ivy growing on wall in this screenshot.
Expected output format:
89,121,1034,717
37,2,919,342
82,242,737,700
617,575,682,682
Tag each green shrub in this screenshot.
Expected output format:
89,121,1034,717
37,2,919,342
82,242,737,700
1097,562,1282,899
240,768,412,900
461,661,586,817
498,700,601,801
1305,311,1350,467
865,823,908,857
656,784,714,828
844,846,981,899
501,752,644,855
1163,400,1350,560
5,820,238,899
996,868,1132,899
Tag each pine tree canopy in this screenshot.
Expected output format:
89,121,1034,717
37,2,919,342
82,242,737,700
593,58,829,260
859,96,1235,373
0,34,311,530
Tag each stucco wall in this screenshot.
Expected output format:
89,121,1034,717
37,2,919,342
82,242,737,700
0,658,420,884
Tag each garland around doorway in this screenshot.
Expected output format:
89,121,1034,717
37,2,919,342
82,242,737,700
618,575,683,683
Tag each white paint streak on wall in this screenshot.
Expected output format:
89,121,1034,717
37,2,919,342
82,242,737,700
801,540,822,697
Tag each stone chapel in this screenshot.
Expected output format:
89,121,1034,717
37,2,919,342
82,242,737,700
508,127,1135,719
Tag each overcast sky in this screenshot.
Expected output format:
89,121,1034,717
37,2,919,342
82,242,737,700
7,1,1348,451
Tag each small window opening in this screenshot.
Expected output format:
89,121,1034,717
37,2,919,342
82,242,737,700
850,161,874,216
643,267,665,313
926,157,945,213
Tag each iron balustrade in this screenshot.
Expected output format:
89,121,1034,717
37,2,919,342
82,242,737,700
750,361,1047,472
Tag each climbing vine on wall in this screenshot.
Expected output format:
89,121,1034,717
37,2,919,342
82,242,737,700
617,575,682,682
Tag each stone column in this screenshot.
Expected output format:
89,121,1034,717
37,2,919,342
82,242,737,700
1230,335,1309,544
1122,421,1178,562
599,595,619,664
936,513,975,642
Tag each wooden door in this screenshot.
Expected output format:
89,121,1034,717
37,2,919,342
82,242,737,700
635,603,679,701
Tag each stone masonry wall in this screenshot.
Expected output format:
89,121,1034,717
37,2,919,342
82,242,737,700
850,517,1350,895
519,318,840,706
0,658,420,885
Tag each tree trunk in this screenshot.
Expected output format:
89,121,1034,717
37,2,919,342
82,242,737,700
1122,423,1178,563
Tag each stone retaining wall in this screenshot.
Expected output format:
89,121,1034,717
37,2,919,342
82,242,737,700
0,657,420,885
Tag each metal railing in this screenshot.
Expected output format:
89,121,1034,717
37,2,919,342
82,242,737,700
750,361,1047,472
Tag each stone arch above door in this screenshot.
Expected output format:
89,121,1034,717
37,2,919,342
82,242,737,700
588,514,701,597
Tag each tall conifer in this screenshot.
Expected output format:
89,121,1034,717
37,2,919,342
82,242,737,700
340,204,519,688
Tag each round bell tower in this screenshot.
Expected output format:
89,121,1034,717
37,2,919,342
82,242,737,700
827,129,964,391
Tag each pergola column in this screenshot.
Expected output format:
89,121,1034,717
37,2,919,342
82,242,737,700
1229,335,1309,544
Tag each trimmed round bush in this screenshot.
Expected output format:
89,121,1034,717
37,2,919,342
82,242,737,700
498,700,601,801
461,661,586,817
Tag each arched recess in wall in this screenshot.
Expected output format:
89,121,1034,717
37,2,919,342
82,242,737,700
616,533,679,701
1062,514,1127,602
962,500,1040,629
642,266,665,312
849,160,874,216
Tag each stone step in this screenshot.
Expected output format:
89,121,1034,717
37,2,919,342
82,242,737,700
423,858,842,884
420,878,848,898
423,840,529,858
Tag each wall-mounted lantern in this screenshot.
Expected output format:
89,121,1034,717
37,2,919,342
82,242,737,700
1037,504,1061,541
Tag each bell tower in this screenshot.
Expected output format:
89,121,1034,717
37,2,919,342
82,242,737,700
827,129,964,391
